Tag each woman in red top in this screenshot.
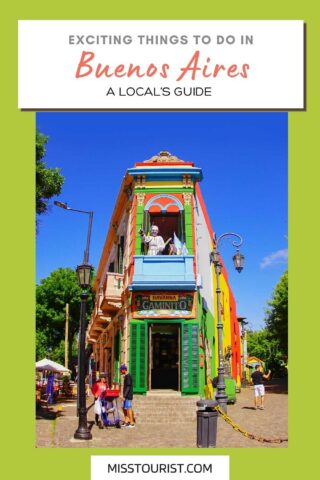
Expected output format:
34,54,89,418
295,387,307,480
92,373,108,428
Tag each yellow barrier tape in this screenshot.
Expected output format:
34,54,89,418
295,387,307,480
214,404,288,444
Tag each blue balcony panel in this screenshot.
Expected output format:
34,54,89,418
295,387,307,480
130,255,196,291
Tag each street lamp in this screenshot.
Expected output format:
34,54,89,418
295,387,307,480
54,201,93,264
237,316,248,387
210,233,244,412
54,200,94,440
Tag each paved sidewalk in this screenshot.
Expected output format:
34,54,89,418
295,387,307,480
36,381,288,448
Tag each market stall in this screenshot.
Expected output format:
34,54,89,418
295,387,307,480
36,358,71,403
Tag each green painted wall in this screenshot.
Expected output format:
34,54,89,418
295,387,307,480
184,205,193,253
135,203,144,254
197,292,216,397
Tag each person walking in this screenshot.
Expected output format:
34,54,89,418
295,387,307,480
251,364,271,410
91,373,108,428
120,364,135,428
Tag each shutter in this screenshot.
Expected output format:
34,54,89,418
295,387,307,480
117,236,125,273
113,332,120,383
130,322,147,393
181,323,199,393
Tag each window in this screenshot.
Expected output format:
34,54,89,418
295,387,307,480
143,211,185,254
142,194,186,255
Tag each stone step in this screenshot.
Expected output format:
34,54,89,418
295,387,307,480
127,394,200,423
134,419,197,424
134,396,199,402
133,398,197,408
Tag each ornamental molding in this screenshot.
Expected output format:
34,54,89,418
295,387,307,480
183,174,192,188
143,151,185,163
136,192,145,207
136,175,146,188
183,192,193,206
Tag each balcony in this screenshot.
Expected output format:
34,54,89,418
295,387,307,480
100,272,124,312
87,307,111,343
130,255,196,291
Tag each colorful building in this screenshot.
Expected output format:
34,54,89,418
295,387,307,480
87,151,242,396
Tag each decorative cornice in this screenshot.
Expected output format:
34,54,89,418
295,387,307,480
136,175,146,188
143,151,185,163
127,166,203,181
183,174,193,188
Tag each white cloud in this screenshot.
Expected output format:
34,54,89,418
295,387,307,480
260,248,288,269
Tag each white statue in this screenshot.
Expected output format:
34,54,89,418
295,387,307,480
140,225,165,256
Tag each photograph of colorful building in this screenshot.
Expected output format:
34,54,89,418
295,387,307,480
35,112,288,447
87,151,242,396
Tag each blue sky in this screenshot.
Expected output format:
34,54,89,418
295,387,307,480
36,112,287,330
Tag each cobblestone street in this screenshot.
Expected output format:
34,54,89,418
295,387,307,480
36,380,288,448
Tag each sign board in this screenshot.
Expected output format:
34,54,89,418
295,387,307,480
132,292,196,318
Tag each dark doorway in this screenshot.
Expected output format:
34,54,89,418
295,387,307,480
149,324,180,390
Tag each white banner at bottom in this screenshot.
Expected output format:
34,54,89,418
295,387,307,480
91,455,229,480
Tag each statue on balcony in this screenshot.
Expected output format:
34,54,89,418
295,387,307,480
139,225,165,256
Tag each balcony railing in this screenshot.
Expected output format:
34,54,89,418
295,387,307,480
130,255,196,291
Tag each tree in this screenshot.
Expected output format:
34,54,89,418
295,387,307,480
246,270,288,377
36,130,64,216
247,329,284,374
36,268,94,365
265,270,288,356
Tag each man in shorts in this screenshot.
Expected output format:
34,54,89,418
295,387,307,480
120,364,135,428
251,364,271,410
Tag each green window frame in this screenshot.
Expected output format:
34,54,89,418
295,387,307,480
113,331,121,383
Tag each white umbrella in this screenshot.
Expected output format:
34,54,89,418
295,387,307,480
36,358,70,373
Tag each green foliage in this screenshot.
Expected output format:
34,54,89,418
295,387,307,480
36,130,64,216
247,270,288,377
36,268,94,364
50,340,66,365
265,270,288,356
247,329,284,372
36,329,50,360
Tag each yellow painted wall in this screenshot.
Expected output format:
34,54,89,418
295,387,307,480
220,274,232,359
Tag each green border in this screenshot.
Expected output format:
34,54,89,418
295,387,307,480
2,0,319,479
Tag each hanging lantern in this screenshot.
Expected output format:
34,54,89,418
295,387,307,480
233,250,245,273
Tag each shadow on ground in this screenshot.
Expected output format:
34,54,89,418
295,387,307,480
265,378,288,394
36,405,64,420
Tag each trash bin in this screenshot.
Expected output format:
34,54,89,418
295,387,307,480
225,377,237,404
196,399,218,448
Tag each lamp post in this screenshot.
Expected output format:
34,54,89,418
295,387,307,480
210,233,244,412
54,201,93,440
237,316,248,387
